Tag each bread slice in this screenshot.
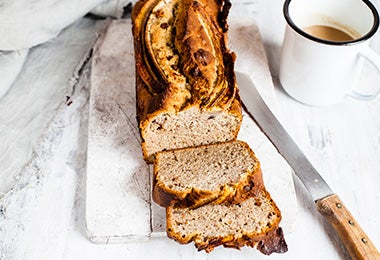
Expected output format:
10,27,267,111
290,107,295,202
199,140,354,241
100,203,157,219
166,189,288,254
132,0,242,162
153,140,264,208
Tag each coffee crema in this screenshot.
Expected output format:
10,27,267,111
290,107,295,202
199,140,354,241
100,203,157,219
303,25,355,42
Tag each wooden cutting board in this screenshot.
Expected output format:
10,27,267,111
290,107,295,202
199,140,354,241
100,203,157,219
86,18,297,244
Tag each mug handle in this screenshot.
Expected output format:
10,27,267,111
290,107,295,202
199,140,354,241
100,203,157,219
349,46,380,100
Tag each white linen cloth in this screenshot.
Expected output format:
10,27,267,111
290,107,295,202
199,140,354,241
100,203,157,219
0,50,28,98
0,0,133,51
0,0,133,99
0,0,133,195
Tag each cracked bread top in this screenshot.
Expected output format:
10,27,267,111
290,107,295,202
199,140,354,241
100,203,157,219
132,0,242,161
132,0,237,113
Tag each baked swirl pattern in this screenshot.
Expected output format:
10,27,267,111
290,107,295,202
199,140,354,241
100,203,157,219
132,0,242,161
136,0,235,108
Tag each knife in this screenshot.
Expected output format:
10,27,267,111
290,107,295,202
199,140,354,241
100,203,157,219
236,72,380,260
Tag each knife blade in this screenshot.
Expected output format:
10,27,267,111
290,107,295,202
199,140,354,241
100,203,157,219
236,72,380,259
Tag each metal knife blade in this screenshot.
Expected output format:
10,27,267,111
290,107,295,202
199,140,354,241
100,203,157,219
236,72,332,202
236,71,380,259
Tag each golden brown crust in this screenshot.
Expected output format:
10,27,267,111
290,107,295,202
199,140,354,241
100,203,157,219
166,189,288,254
132,0,242,161
152,141,264,208
132,0,237,109
193,227,288,254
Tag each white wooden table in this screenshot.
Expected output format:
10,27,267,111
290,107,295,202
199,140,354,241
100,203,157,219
1,0,379,259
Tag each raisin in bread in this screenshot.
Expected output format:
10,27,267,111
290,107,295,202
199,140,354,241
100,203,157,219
167,189,288,254
132,0,242,162
153,141,264,208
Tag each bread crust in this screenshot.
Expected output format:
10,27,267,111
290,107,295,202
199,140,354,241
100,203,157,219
152,141,265,208
132,0,242,162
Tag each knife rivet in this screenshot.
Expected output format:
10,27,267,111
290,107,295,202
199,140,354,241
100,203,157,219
361,238,368,244
336,203,342,208
348,220,354,225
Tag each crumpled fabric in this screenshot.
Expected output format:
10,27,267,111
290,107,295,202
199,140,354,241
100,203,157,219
0,0,133,99
0,0,135,196
0,0,132,51
0,50,28,98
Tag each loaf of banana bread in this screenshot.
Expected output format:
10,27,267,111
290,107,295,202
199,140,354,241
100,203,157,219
132,0,287,255
132,0,242,162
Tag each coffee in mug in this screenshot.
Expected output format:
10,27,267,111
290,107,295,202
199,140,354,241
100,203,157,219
303,25,355,42
279,0,380,106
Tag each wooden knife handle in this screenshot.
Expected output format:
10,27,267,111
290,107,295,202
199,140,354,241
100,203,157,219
316,194,380,260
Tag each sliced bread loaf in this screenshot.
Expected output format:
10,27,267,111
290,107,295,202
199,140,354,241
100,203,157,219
153,141,264,208
166,189,288,254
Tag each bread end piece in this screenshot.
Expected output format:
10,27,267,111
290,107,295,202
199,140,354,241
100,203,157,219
166,189,288,254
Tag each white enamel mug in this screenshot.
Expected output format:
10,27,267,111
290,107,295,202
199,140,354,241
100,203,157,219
279,0,380,106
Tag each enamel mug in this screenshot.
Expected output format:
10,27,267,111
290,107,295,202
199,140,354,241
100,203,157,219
279,0,380,106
